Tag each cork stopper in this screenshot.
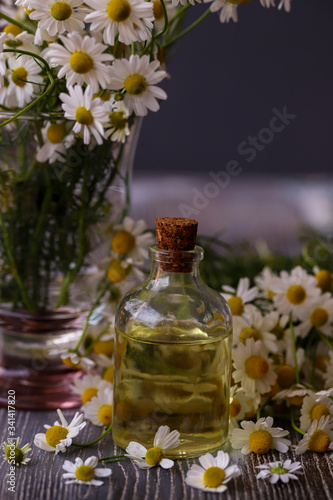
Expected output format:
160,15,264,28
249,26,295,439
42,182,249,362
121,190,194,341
154,218,198,272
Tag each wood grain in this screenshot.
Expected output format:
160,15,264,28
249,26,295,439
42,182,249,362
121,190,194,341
0,408,333,500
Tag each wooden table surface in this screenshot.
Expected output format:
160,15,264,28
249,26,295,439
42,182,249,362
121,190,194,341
1,408,333,500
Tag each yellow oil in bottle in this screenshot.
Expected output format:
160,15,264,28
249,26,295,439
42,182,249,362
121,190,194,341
112,324,232,458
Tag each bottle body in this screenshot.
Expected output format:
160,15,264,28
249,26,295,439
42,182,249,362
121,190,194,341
112,246,232,458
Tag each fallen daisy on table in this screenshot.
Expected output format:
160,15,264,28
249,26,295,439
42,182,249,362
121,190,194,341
185,451,241,492
231,416,291,455
295,415,333,454
125,425,180,469
62,456,111,487
256,460,303,483
2,437,31,466
34,409,86,454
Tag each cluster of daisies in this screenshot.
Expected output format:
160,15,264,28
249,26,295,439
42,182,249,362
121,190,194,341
224,265,333,457
0,0,290,163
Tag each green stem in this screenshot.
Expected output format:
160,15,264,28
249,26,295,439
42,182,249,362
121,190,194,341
291,406,305,436
84,321,111,356
317,330,333,352
163,7,211,50
0,12,34,34
289,313,300,385
256,406,261,420
72,424,112,447
98,454,126,462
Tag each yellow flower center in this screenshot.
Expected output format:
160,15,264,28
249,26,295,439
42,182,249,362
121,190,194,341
310,404,330,423
153,0,164,20
107,258,131,283
229,397,241,418
81,388,98,405
124,74,148,96
227,296,244,316
70,51,94,74
270,324,285,340
4,447,24,464
308,429,331,452
315,355,330,372
103,365,114,383
244,355,269,379
50,1,73,21
93,338,115,356
45,425,69,448
203,466,226,488
11,67,28,87
310,308,329,328
75,106,94,126
111,230,135,254
75,465,95,481
289,395,304,406
98,404,113,426
145,446,163,466
286,284,306,305
276,364,296,388
267,289,275,300
239,327,261,344
107,0,132,22
3,24,22,36
26,8,35,15
94,89,112,101
110,111,127,130
315,269,332,293
248,429,273,454
270,464,288,474
46,123,67,144
61,356,82,370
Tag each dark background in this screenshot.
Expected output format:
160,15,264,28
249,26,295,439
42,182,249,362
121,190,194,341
134,0,333,177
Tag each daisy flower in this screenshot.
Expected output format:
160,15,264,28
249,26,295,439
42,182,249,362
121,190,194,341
233,310,278,354
254,266,278,300
62,456,111,486
266,311,289,351
108,54,167,117
29,0,90,37
316,387,333,400
278,0,291,12
296,293,333,337
36,121,74,164
104,100,131,143
313,268,332,293
296,415,333,454
111,216,154,265
7,55,44,107
185,451,240,492
71,373,113,405
229,386,259,432
231,416,291,455
2,28,38,55
61,350,95,370
256,460,302,484
273,383,312,407
271,266,321,321
222,278,259,329
232,338,277,398
46,32,113,93
125,425,180,469
153,0,176,31
2,437,31,466
34,409,86,454
84,386,113,426
300,391,333,432
84,0,154,46
260,0,275,7
203,0,238,24
60,85,108,145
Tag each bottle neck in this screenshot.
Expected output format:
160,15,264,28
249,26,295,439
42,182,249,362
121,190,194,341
148,246,204,279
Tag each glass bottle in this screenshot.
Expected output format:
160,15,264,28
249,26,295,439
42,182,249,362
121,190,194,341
112,218,232,458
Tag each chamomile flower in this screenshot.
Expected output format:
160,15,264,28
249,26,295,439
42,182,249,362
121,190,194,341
84,0,154,46
61,351,95,370
231,416,291,455
34,409,86,454
256,460,302,484
71,374,113,405
267,311,289,350
222,277,259,325
233,310,278,354
271,266,321,321
296,415,333,454
62,456,111,486
254,267,278,300
60,85,108,145
108,54,167,117
125,425,180,469
36,121,74,164
185,451,241,492
29,0,90,37
273,383,311,407
313,268,332,293
203,0,238,23
278,0,291,12
2,438,31,466
84,386,113,426
232,338,277,397
260,0,275,7
46,32,113,93
153,0,176,31
2,28,38,55
296,293,333,337
300,392,333,432
229,386,259,431
111,216,154,264
104,100,130,143
7,55,43,107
